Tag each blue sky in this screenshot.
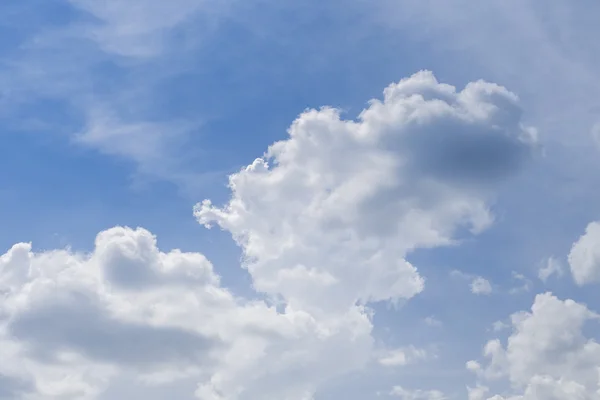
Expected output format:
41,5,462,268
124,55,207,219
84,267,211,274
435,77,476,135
1,1,600,399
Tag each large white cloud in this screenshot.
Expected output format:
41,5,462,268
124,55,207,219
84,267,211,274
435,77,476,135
0,71,534,399
568,221,600,285
196,70,535,313
0,227,372,400
468,293,600,400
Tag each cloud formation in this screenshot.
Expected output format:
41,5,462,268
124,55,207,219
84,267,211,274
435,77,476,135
471,277,493,295
68,0,227,58
468,293,600,399
197,71,535,311
0,71,534,399
569,221,600,285
538,257,564,283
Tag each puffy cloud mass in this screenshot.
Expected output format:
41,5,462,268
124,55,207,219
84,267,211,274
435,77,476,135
468,293,600,399
0,71,534,399
568,221,600,285
471,277,493,295
197,70,535,313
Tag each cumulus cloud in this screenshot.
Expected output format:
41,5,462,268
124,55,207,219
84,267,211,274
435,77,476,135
0,71,534,399
471,277,493,295
197,70,535,311
467,385,490,400
468,292,600,399
0,226,373,400
193,70,534,398
538,257,564,283
0,227,225,397
568,221,600,285
452,271,493,295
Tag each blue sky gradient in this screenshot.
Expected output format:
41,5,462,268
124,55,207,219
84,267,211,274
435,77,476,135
1,1,600,399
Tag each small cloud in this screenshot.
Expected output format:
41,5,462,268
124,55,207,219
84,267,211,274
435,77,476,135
470,277,492,295
450,269,469,279
389,386,446,400
467,385,489,400
378,346,430,367
452,271,493,295
491,320,509,332
538,256,564,282
509,271,532,294
465,360,482,374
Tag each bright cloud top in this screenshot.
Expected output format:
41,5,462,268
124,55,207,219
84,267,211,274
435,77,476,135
468,293,600,399
569,221,600,285
196,71,536,313
0,71,535,399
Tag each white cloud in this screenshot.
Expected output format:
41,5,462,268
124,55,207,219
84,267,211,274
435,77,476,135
197,70,535,312
491,320,509,332
0,72,535,399
390,386,446,400
72,107,206,189
568,221,600,285
509,272,532,294
193,71,534,398
468,292,600,399
0,0,224,190
67,0,228,58
452,271,494,295
471,277,493,295
538,257,564,283
467,385,489,400
371,1,600,142
378,346,429,367
0,226,373,400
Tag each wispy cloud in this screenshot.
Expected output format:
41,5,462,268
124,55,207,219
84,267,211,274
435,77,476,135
0,0,232,193
378,346,431,367
67,0,231,58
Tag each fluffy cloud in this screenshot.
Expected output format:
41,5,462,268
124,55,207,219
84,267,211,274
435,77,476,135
471,277,493,295
468,293,600,399
0,227,372,400
538,257,564,283
197,70,535,312
467,385,490,400
194,70,534,398
0,71,534,399
0,227,224,398
568,221,600,285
